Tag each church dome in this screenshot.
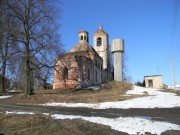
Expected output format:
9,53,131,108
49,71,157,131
70,42,93,52
70,30,93,52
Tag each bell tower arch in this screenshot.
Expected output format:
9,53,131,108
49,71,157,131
93,25,109,70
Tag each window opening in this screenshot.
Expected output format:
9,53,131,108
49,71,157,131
63,67,68,80
80,35,83,40
97,37,102,46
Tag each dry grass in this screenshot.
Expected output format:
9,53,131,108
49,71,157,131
160,89,180,96
0,114,126,135
1,81,147,105
0,113,179,135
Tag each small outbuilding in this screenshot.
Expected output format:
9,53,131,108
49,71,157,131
144,75,163,89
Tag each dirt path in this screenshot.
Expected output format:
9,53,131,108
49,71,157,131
0,104,180,125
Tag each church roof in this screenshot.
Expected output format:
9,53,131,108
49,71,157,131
70,42,94,52
57,47,101,61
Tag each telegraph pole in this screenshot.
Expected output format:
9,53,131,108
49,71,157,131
170,56,176,90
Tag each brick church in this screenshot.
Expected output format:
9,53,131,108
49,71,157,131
53,25,112,89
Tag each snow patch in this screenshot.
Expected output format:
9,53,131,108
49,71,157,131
87,86,100,90
43,113,50,116
51,114,180,135
42,102,100,108
42,86,180,109
0,95,12,99
8,89,23,93
126,86,157,95
1,108,179,135
168,84,180,90
6,111,35,115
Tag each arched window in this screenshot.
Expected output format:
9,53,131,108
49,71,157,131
80,35,83,40
97,37,102,46
63,67,68,80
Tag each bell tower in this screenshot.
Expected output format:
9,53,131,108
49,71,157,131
93,25,109,70
78,31,89,43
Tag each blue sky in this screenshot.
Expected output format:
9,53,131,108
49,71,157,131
59,0,180,86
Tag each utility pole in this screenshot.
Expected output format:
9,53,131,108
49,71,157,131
170,56,176,90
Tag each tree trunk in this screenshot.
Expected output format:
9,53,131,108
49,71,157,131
0,1,8,93
0,0,2,50
0,0,3,93
24,0,34,95
1,59,7,92
1,22,10,92
0,1,2,49
24,32,34,95
24,41,34,95
25,57,32,95
43,79,47,90
1,49,7,92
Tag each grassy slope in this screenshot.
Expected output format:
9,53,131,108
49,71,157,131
160,89,180,96
0,114,179,135
0,114,127,135
1,82,147,105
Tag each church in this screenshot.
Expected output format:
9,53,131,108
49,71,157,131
53,25,112,89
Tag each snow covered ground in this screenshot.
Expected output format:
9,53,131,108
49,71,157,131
51,114,180,135
169,84,180,90
38,86,180,134
0,95,12,99
2,86,180,134
42,86,180,109
3,111,180,135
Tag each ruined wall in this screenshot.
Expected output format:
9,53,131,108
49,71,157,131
53,51,103,89
53,54,79,89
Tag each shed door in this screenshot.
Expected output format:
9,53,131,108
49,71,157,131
148,80,153,88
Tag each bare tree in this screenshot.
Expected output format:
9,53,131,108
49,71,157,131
0,0,19,92
6,0,63,95
0,0,3,92
34,66,52,90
